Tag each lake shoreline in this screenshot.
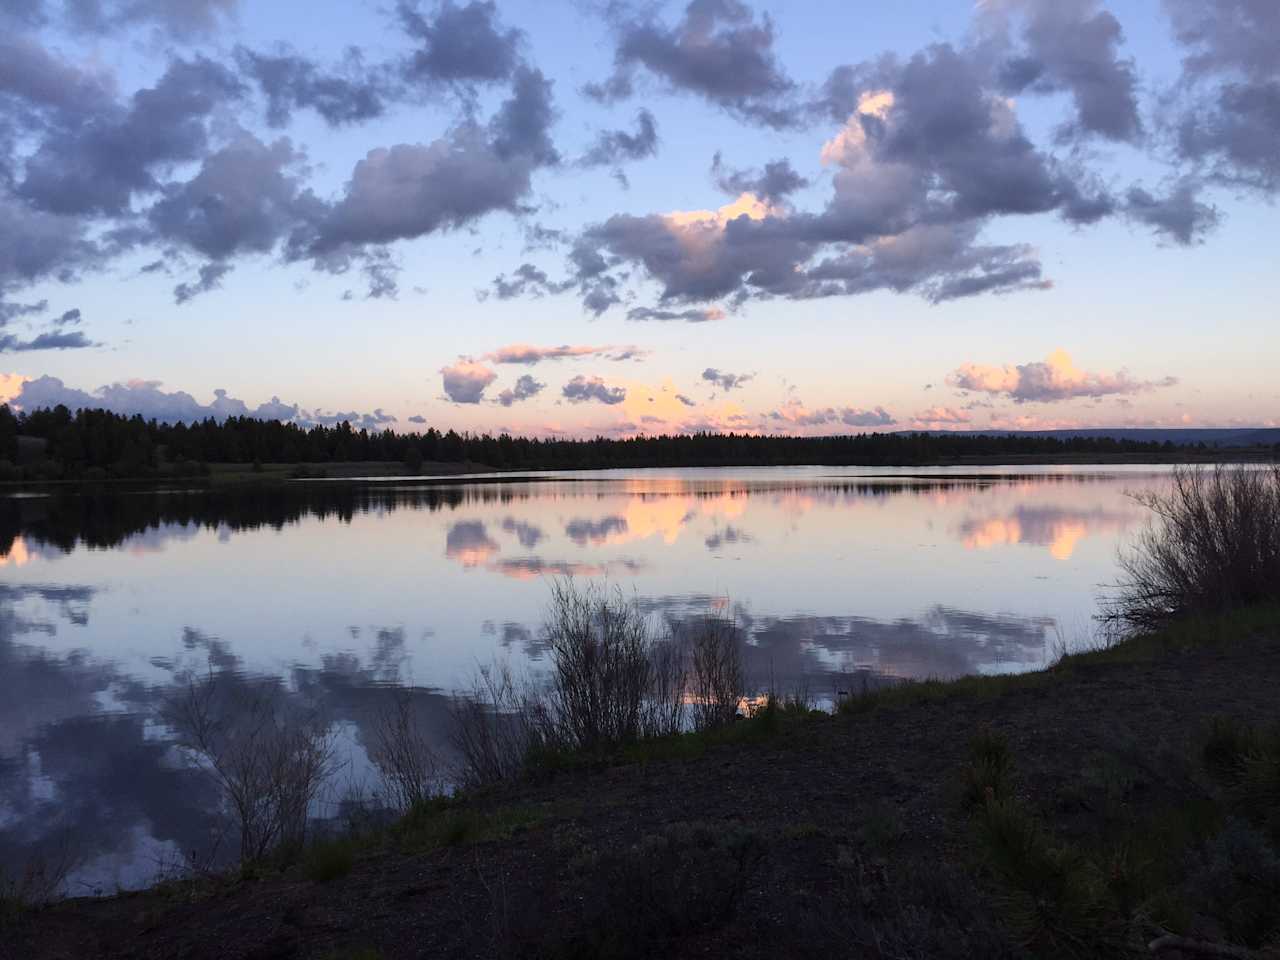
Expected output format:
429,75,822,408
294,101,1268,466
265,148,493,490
6,605,1279,959
2,448,1273,494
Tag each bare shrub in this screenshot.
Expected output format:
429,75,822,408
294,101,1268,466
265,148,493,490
0,838,78,918
368,690,442,811
643,636,688,738
1107,465,1280,632
452,582,693,786
542,580,654,751
168,677,338,864
688,612,745,731
450,662,549,789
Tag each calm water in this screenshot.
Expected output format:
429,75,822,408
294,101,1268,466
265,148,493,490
1,464,1174,891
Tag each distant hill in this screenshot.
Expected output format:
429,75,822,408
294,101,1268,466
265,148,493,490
910,428,1280,447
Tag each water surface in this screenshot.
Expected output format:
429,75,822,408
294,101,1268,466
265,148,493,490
1,464,1172,891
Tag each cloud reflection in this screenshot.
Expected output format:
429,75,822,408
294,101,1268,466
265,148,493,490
955,504,1140,559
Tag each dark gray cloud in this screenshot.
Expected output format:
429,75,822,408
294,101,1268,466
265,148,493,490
399,0,522,85
18,56,245,217
61,0,240,39
0,193,100,296
1124,179,1220,244
839,407,896,428
150,135,315,263
53,307,81,326
549,42,1121,312
701,367,752,391
988,0,1142,142
236,47,392,128
0,330,95,352
626,305,724,323
580,109,659,167
1165,0,1280,192
711,153,808,202
676,393,696,407
172,262,233,304
407,414,427,424
0,298,48,326
562,375,626,405
496,373,544,406
292,67,558,277
587,0,799,128
489,262,573,300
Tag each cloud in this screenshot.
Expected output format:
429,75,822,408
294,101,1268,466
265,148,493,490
398,0,522,85
496,374,544,407
701,367,752,391
587,0,798,128
488,263,573,299
676,394,696,407
407,414,427,424
562,375,626,405
581,109,659,167
0,331,95,352
235,47,391,128
948,349,1178,403
483,343,637,365
1124,179,1220,244
0,299,48,326
840,407,896,427
172,262,233,305
1165,0,1280,192
541,33,1162,314
627,306,725,323
984,0,1142,142
0,373,29,404
912,405,972,425
711,153,809,202
150,134,314,262
5,375,393,426
53,308,81,326
440,357,497,404
290,67,559,293
60,0,239,39
19,55,245,218
766,398,896,430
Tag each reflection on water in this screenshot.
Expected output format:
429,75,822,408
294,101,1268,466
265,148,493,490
0,465,1173,892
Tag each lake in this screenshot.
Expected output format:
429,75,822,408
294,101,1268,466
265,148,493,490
1,464,1175,892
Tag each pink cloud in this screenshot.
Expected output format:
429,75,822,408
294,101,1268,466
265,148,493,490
948,349,1178,403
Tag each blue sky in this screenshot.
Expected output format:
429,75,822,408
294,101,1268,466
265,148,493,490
1,0,1276,435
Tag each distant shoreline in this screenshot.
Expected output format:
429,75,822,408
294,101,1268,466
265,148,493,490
1,447,1275,494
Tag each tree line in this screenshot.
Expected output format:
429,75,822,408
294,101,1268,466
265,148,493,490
0,402,1257,483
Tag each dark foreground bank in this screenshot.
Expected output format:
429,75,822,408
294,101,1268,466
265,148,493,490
3,606,1279,960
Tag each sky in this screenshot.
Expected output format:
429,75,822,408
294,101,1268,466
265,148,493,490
0,0,1276,437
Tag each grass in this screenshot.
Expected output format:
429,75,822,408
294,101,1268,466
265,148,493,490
954,706,1280,957
388,798,554,854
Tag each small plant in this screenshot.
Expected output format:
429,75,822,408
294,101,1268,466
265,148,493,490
960,727,1013,810
303,836,357,883
975,794,1111,956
